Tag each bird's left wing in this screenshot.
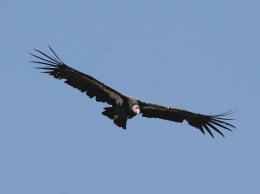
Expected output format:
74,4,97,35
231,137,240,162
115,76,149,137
139,102,235,138
30,46,125,106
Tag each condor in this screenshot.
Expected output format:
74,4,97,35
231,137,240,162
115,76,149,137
30,46,235,138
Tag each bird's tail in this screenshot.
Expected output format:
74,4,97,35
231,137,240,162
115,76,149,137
113,117,127,129
102,107,127,129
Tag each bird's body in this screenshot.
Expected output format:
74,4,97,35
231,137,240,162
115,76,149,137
102,95,140,129
30,47,235,138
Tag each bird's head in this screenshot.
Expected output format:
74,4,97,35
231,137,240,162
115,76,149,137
127,96,140,115
132,104,140,114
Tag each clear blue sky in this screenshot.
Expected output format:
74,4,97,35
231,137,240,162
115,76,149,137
1,1,259,193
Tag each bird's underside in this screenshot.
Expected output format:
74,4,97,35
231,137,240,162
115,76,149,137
30,46,236,138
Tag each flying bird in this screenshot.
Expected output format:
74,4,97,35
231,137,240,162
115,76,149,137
30,46,235,138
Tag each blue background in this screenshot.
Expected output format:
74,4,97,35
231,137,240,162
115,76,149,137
1,1,259,193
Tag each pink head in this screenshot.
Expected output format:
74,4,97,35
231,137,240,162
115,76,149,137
132,104,140,114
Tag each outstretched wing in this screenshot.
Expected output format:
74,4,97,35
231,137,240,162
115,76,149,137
30,46,124,106
139,102,235,138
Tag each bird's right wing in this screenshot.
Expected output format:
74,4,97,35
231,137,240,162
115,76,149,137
30,46,125,106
